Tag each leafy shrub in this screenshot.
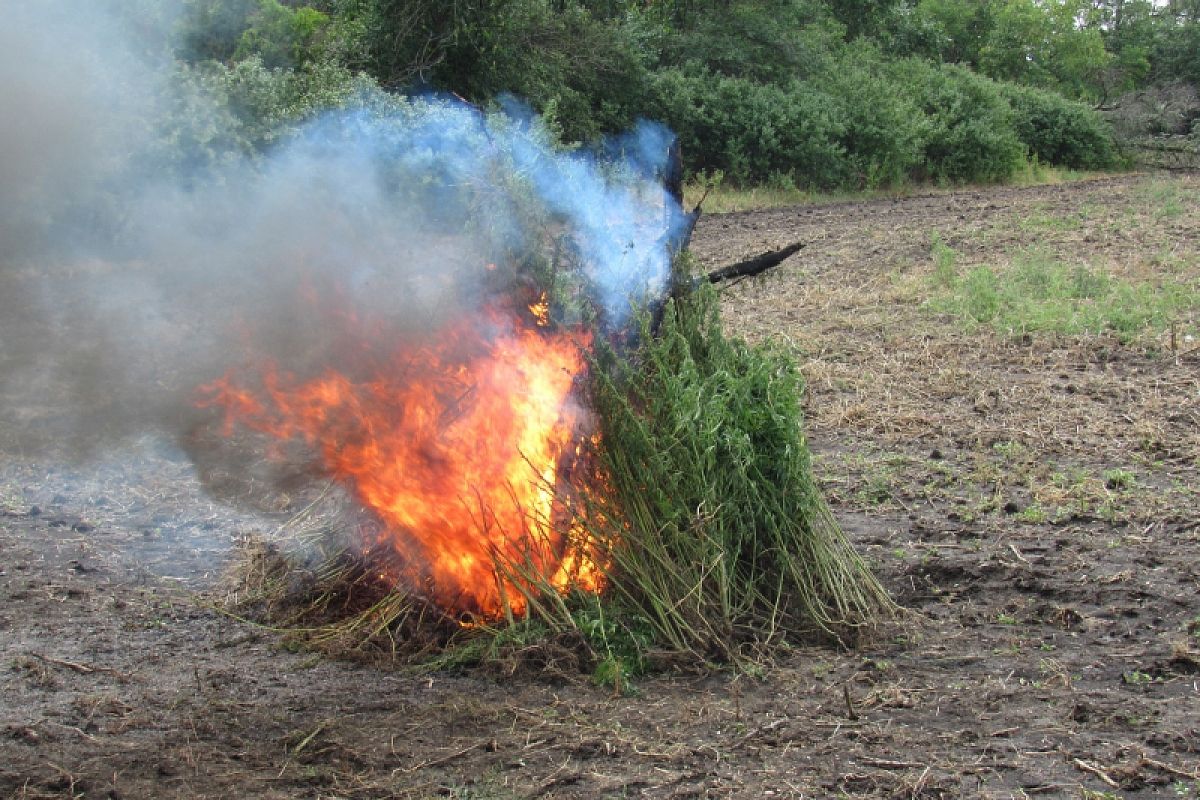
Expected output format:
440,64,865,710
348,0,649,144
183,0,379,80
650,56,1051,189
820,45,926,187
878,1,959,61
210,57,371,147
178,0,261,63
1150,22,1200,88
1000,83,1118,169
234,1,331,68
153,56,375,173
653,1,843,85
895,60,1025,183
648,67,849,187
448,1,651,144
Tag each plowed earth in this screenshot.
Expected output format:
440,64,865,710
3,173,1198,799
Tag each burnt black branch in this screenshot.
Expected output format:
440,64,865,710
703,241,805,285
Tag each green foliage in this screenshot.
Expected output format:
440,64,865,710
179,0,261,63
182,57,371,154
929,232,958,288
929,250,1200,340
347,0,501,87
825,0,902,40
887,0,1113,101
820,44,925,187
648,67,849,187
1040,9,1110,101
1000,83,1119,169
979,0,1057,86
1150,20,1200,86
234,1,331,68
169,0,1153,189
450,1,651,143
179,0,357,68
960,265,1002,322
1093,0,1156,98
649,25,1114,187
654,0,842,84
888,0,1200,104
570,597,651,691
346,0,652,144
1140,178,1187,218
137,54,382,187
581,280,894,659
1103,468,1136,490
896,61,1025,182
894,0,990,63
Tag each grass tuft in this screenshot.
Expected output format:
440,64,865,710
928,249,1200,341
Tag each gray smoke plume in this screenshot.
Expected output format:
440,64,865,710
0,0,682,478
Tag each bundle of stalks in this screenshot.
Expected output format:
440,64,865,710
569,281,893,663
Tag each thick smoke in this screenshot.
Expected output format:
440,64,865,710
0,1,684,463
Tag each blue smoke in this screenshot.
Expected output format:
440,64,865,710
267,95,686,327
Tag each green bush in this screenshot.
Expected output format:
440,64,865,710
653,1,843,85
895,60,1025,183
348,0,649,144
651,54,1033,189
648,67,849,187
1150,22,1200,88
178,0,261,63
153,56,375,171
649,57,1079,189
448,2,651,144
214,57,371,147
1000,83,1118,169
172,1,1129,191
820,45,926,187
234,1,331,69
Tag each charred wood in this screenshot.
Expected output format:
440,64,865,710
703,241,805,284
646,242,806,337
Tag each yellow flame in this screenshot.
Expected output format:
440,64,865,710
529,293,550,327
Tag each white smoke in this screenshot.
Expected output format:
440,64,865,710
0,0,684,463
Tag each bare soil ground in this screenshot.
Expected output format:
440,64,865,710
3,173,1198,799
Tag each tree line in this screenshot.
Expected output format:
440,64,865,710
165,0,1200,188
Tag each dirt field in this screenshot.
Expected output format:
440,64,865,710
3,172,1198,799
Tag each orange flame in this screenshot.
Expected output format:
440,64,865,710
528,293,550,327
198,302,602,619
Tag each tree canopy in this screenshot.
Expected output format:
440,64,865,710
168,0,1200,187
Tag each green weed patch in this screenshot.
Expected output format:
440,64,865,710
928,250,1200,340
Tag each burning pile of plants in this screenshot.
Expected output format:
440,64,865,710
192,105,892,679
0,5,889,672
